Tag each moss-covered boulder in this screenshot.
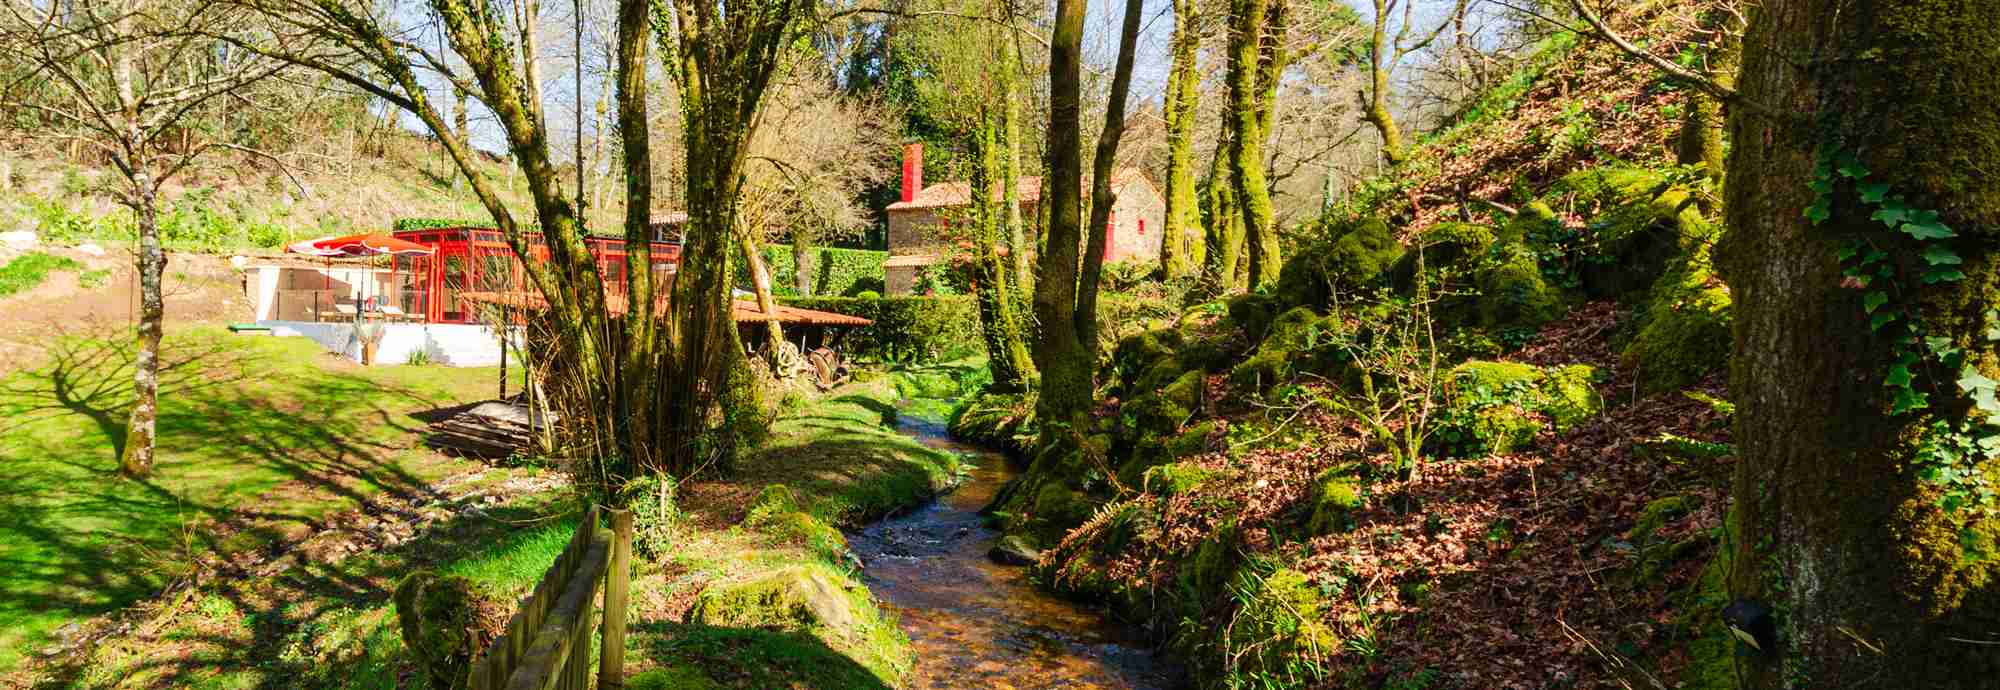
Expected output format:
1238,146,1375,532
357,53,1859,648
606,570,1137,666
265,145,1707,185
1622,244,1732,393
1304,469,1363,537
1473,243,1565,333
948,391,1036,452
746,509,848,559
1227,293,1289,346
1392,221,1499,293
1541,364,1606,430
1111,327,1188,393
1215,568,1342,685
688,565,859,633
1275,217,1404,310
393,572,506,690
1551,166,1712,299
1229,307,1347,389
1143,462,1216,496
1134,369,1204,433
1500,200,1562,246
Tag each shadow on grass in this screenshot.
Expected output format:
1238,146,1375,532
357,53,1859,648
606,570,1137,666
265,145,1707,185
634,621,894,690
0,325,486,671
29,488,572,690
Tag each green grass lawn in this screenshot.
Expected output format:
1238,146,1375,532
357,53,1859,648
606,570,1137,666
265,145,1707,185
0,252,83,297
0,326,506,672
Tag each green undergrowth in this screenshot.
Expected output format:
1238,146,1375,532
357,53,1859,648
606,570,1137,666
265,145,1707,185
0,251,83,297
626,375,963,689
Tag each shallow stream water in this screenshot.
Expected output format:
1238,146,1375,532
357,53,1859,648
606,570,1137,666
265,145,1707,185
844,416,1184,689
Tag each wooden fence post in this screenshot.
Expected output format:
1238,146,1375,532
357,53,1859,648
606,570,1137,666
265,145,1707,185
599,508,632,688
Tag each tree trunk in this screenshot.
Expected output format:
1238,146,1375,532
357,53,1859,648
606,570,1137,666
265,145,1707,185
1364,3,1407,167
1030,0,1092,428
1718,2,2000,687
1160,0,1203,279
1004,55,1032,295
452,86,469,192
972,109,1036,393
1201,129,1245,293
614,0,659,470
1075,0,1145,357
518,0,544,123
1675,8,1736,190
121,175,164,478
739,227,786,356
1228,0,1285,290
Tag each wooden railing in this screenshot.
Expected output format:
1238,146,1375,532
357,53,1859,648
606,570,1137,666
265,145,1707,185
470,506,633,690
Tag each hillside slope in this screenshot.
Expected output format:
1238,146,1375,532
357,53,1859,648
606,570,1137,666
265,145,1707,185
956,4,1744,689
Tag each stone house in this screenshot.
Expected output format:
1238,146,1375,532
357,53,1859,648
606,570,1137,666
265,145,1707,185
883,143,1165,294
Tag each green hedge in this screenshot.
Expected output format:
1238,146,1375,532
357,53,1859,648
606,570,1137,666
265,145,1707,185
742,245,887,297
782,296,978,363
393,217,496,232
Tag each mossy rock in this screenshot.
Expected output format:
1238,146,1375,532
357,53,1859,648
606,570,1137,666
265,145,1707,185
745,484,802,523
1143,462,1216,496
1226,293,1289,346
1304,469,1363,537
1177,522,1241,599
1622,246,1732,393
1112,327,1188,393
749,510,849,559
948,391,1036,452
1275,216,1404,310
1122,368,1203,437
1473,244,1565,332
1552,166,1713,299
1472,405,1544,455
1629,496,1696,544
394,572,505,690
1500,200,1561,246
1229,307,1345,389
1166,421,1220,457
1540,364,1605,431
1216,568,1341,685
1391,221,1499,292
688,566,860,634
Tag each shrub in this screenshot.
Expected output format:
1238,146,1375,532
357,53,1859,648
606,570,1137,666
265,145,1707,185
781,295,979,364
739,244,888,297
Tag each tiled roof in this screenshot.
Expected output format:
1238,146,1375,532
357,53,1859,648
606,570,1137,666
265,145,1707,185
885,168,1153,211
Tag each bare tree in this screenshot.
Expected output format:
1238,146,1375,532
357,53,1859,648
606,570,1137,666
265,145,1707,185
0,0,295,478
1360,0,1467,165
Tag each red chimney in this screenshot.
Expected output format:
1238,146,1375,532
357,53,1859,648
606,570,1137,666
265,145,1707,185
900,142,923,204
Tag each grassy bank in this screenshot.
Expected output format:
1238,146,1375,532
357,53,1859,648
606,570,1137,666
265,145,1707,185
23,365,967,689
0,327,507,675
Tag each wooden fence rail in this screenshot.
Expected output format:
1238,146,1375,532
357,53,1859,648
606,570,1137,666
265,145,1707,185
470,505,632,690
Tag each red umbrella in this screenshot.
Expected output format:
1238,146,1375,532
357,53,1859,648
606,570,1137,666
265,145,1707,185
287,233,437,322
287,233,437,257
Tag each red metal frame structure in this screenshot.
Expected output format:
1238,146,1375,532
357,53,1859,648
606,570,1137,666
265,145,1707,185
390,227,683,324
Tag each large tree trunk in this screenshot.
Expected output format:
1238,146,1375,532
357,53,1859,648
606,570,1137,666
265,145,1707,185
1029,0,1092,427
120,175,164,478
1201,128,1245,293
1227,0,1285,290
613,0,659,469
1718,2,2000,687
1160,0,1203,279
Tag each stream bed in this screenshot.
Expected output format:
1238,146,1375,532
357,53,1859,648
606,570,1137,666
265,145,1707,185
845,416,1184,689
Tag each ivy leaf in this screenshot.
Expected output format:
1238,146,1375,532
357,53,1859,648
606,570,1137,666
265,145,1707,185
1926,336,1958,356
1902,209,1957,239
1858,182,1891,203
1805,201,1832,225
1892,388,1930,415
1886,364,1914,388
1925,267,1967,284
1837,153,1869,179
1871,312,1899,332
1961,368,1999,396
1837,244,1860,262
1809,177,1834,195
1863,291,1890,313
1923,245,1964,266
1872,207,1910,227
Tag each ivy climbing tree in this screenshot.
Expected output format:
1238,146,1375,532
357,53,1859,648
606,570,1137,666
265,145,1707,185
1719,1,2000,686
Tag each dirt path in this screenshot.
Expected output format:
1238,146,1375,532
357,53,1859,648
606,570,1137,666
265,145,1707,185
0,248,252,372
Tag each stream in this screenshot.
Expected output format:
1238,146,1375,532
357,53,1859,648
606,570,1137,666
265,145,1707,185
845,416,1184,689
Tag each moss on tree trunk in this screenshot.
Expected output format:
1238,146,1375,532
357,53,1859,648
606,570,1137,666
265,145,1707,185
1719,1,2000,686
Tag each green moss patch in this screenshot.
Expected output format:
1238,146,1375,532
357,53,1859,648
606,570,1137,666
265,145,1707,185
1433,361,1604,457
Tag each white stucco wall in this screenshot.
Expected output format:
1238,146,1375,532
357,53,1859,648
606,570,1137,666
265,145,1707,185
260,321,517,367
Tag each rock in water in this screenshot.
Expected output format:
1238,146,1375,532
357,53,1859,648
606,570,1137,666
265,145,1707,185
987,535,1041,566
